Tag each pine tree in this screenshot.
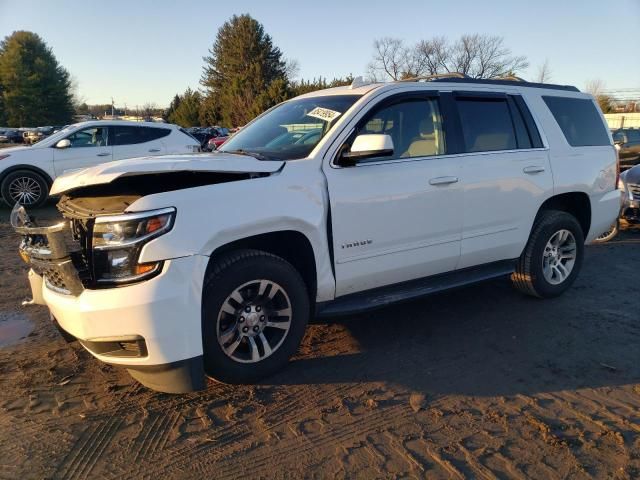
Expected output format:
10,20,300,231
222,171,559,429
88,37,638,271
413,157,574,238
0,31,74,127
164,94,182,122
168,88,202,127
200,15,288,127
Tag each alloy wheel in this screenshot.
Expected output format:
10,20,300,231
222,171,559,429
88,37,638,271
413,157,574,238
542,229,577,285
8,176,42,205
216,279,292,363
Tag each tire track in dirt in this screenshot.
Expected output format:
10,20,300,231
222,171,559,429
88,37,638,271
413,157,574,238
53,384,143,479
208,400,415,478
55,416,124,480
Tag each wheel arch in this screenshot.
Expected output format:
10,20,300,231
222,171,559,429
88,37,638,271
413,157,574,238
205,230,318,303
535,192,591,239
0,164,54,188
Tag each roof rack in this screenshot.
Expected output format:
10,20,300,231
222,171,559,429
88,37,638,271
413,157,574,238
397,73,469,82
395,72,579,92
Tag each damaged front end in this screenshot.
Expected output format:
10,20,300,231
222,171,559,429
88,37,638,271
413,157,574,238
13,168,270,302
11,204,89,300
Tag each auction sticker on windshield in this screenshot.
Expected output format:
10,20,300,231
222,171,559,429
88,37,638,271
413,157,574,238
307,107,342,123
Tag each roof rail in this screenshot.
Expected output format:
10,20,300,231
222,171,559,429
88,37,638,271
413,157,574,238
397,72,469,83
427,76,580,92
494,75,526,82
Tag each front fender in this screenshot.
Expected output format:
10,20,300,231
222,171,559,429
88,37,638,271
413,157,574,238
130,162,335,301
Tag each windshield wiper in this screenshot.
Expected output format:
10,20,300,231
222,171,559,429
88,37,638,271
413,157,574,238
222,149,270,161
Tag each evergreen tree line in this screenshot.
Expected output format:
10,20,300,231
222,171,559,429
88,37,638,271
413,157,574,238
0,31,75,127
165,14,353,128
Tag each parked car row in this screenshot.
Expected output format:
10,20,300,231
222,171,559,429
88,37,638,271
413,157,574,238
0,121,200,207
0,126,67,145
0,129,24,144
185,126,230,151
612,127,640,170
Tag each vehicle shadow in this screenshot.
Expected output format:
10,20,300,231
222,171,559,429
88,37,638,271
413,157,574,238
263,236,640,398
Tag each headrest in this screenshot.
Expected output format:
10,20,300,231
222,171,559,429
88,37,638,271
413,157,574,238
419,119,434,138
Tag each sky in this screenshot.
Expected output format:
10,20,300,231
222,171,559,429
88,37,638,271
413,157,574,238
0,0,638,107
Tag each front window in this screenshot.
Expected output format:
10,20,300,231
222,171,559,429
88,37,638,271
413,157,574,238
66,126,109,147
219,94,361,160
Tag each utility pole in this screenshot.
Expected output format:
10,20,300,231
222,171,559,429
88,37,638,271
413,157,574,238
111,97,115,118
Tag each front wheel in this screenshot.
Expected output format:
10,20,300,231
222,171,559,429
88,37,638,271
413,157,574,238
1,170,49,208
512,210,584,298
202,249,309,384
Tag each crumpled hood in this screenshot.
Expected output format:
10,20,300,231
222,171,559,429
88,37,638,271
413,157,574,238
50,153,284,195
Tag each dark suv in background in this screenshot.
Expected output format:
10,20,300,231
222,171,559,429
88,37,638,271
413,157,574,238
612,128,640,169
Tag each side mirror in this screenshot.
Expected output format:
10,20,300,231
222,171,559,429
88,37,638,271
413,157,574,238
614,134,628,146
55,139,71,149
339,134,394,166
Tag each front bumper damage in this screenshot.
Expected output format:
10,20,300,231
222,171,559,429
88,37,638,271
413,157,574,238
11,205,206,393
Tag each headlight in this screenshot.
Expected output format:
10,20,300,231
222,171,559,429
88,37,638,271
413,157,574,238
92,207,175,285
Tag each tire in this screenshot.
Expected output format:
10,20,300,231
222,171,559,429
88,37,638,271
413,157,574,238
511,210,584,298
202,249,310,384
1,169,49,208
592,221,619,243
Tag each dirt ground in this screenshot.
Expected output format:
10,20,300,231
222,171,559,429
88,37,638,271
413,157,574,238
0,205,639,480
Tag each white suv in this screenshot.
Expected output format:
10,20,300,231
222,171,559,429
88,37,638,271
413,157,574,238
0,120,200,207
12,76,620,393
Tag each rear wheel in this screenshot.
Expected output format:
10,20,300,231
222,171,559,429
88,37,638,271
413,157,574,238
202,249,309,383
1,170,49,208
512,210,584,298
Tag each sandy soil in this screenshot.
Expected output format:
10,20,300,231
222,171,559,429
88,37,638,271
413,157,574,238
0,205,639,479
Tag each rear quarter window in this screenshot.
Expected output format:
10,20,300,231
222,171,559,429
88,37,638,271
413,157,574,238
542,96,610,147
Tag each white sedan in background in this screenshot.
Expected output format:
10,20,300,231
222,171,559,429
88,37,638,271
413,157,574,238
0,121,201,207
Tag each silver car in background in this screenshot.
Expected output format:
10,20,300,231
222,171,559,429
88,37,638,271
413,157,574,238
595,165,640,242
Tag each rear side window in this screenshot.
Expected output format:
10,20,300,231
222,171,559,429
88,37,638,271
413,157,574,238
542,96,610,147
113,126,171,146
456,97,516,152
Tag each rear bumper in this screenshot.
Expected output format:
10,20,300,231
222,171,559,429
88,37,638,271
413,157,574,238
587,189,622,243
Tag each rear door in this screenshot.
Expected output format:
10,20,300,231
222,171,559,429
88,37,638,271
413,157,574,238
112,126,170,160
453,92,553,268
52,125,113,175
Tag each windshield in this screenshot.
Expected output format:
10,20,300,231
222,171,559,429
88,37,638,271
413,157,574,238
32,124,78,147
219,94,361,160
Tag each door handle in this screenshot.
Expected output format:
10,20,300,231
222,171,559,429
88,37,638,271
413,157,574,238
148,148,161,153
96,152,110,157
429,176,459,186
523,165,545,174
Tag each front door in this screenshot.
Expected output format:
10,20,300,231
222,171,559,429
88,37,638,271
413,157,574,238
324,94,463,297
52,125,112,175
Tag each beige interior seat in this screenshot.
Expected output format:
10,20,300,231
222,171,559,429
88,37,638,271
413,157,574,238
403,119,438,157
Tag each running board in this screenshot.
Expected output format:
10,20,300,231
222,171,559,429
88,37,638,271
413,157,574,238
316,260,517,317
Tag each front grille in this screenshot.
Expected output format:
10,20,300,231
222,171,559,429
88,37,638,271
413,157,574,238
17,218,90,296
629,183,640,198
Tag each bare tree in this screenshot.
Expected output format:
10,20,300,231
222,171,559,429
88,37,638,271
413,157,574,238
585,79,614,113
415,36,450,76
536,59,552,83
368,34,528,81
284,58,300,81
450,34,528,78
367,37,410,81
